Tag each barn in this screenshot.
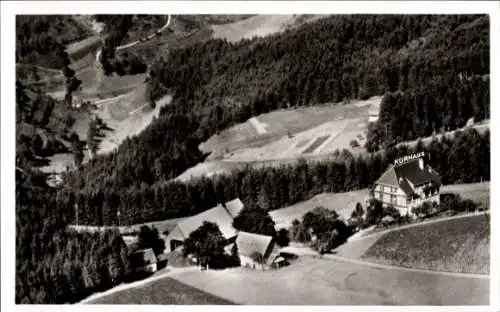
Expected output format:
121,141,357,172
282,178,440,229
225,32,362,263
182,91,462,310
165,198,244,252
232,231,279,270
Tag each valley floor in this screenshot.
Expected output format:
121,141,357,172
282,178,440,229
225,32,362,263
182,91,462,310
82,211,490,305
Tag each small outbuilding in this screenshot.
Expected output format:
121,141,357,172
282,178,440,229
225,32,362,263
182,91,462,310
235,231,276,270
129,248,157,274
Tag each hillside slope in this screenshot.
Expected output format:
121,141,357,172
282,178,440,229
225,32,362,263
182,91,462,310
56,15,490,227
361,214,490,274
211,14,329,42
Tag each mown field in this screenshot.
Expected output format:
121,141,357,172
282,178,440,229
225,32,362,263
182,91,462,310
88,277,234,305
361,214,490,274
171,256,488,305
270,189,368,229
200,96,380,162
272,182,489,230
210,14,329,43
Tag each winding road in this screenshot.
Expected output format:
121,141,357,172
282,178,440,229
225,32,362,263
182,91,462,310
95,14,172,63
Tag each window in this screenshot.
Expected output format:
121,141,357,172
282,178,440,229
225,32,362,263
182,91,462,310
390,194,396,204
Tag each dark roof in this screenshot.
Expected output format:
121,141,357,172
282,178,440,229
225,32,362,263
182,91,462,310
157,253,169,262
129,248,157,266
394,160,441,186
375,159,441,196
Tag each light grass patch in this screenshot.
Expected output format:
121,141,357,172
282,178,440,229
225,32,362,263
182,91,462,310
87,277,234,305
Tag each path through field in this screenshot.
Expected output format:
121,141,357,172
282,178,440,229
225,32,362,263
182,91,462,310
170,256,488,305
249,117,268,135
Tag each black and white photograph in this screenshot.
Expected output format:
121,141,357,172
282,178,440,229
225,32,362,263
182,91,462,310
1,0,499,309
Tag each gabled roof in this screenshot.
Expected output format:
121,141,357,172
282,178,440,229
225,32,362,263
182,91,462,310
375,165,399,186
235,231,275,260
224,198,244,218
168,198,244,241
375,159,441,196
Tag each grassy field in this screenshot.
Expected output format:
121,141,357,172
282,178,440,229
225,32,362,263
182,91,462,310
171,256,488,305
88,276,234,305
200,96,380,162
271,182,489,230
210,14,329,43
270,189,369,229
361,214,490,274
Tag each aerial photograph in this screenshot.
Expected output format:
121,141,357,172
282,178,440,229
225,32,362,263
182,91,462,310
9,6,491,307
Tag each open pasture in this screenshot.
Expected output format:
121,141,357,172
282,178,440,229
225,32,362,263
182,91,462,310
201,96,381,162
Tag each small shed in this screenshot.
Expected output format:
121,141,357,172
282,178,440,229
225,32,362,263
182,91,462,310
156,253,169,270
129,248,158,274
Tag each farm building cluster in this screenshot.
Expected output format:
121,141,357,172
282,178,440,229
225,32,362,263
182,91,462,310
165,198,287,270
129,199,290,273
128,156,443,274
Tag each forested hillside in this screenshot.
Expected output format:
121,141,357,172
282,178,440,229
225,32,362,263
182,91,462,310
16,168,131,304
58,128,489,226
15,81,82,170
16,15,491,303
16,15,90,69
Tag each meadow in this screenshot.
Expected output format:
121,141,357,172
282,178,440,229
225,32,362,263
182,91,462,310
361,214,490,274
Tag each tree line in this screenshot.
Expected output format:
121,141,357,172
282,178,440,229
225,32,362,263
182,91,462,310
59,128,489,226
15,169,132,304
16,15,90,69
16,15,491,303
366,75,489,152
94,15,148,76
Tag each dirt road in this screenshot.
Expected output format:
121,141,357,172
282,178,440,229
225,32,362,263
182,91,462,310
171,256,488,305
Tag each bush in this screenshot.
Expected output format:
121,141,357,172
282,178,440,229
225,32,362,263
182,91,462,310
301,207,353,253
183,221,228,269
365,198,384,226
289,219,311,243
383,204,401,220
137,225,165,256
276,228,290,247
440,193,480,214
351,202,364,219
232,203,276,237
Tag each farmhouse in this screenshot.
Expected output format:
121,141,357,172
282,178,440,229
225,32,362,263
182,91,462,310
165,198,244,252
231,231,279,270
372,155,442,216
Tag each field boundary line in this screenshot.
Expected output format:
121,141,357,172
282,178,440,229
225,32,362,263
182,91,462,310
78,266,201,304
249,117,267,135
350,211,489,242
323,254,489,280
